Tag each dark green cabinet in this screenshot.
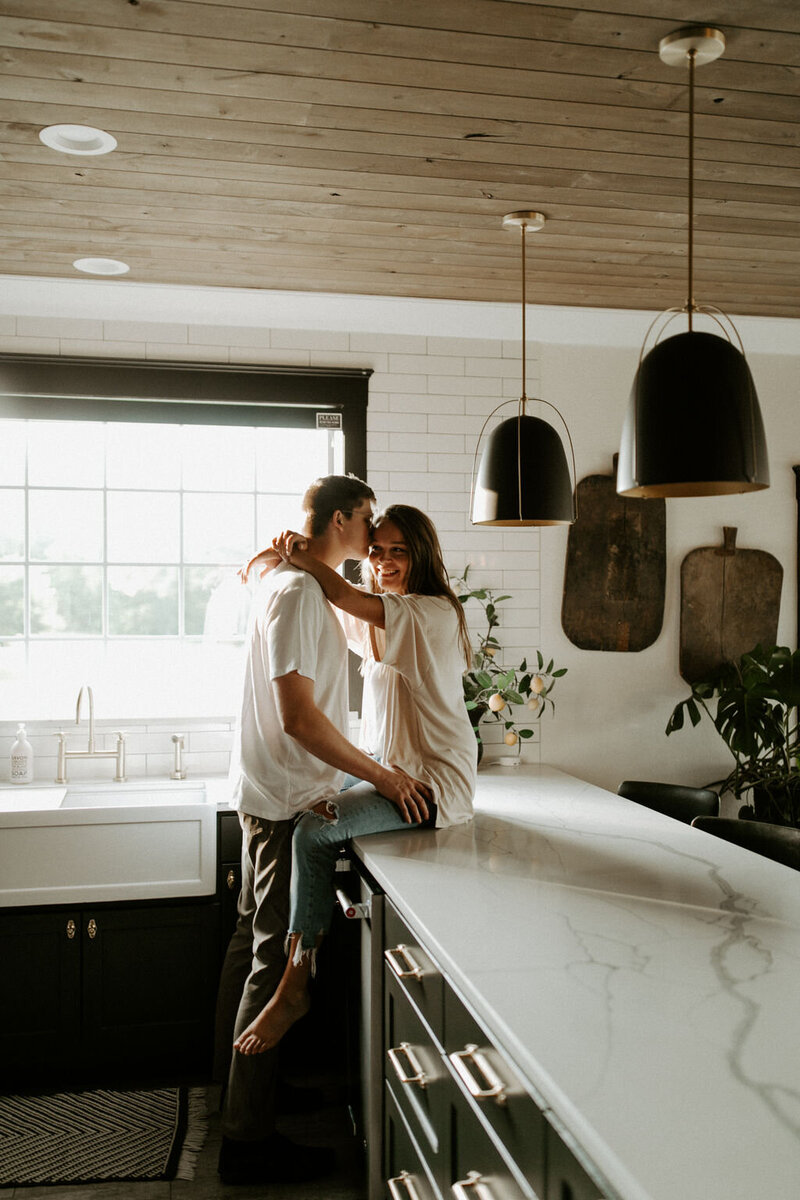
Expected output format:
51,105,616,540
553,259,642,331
0,900,219,1088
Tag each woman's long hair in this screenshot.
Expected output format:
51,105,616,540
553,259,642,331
362,505,472,668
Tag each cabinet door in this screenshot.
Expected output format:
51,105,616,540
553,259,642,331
81,902,219,1077
545,1123,607,1200
385,1081,439,1200
0,909,81,1083
450,1084,539,1200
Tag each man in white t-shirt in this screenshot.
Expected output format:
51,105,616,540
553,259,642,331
215,474,431,1187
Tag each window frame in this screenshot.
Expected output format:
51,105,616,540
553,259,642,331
0,353,371,717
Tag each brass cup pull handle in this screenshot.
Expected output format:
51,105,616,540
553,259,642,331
387,1041,428,1089
66,919,76,940
226,869,237,890
449,1043,507,1106
388,1169,423,1200
385,943,424,981
87,919,97,939
452,1171,496,1200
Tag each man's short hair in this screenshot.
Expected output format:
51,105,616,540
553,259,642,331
302,474,375,537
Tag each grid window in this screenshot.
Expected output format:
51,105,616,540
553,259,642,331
0,418,344,719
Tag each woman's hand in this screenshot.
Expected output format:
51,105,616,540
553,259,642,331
379,764,433,825
238,548,280,584
272,530,309,562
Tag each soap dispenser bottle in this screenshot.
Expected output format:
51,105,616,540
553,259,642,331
10,723,33,784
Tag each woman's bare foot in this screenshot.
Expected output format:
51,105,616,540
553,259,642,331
234,990,311,1056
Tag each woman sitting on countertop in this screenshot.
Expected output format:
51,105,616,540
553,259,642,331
234,504,476,1054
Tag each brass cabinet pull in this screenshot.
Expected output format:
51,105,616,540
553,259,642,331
388,1169,423,1200
66,919,76,940
449,1043,507,1106
87,918,97,939
451,1171,496,1200
226,869,237,890
385,943,424,981
387,1041,428,1089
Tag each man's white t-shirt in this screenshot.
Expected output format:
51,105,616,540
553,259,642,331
342,593,475,828
229,563,349,820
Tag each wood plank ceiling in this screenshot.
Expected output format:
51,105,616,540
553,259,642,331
1,0,799,317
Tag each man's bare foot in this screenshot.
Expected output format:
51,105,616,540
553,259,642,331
234,991,311,1056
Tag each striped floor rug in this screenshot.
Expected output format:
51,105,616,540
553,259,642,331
0,1086,207,1186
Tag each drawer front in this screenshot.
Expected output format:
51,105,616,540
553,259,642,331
385,900,443,1037
385,1081,439,1200
450,1083,539,1200
444,982,546,1198
545,1122,607,1200
385,971,447,1186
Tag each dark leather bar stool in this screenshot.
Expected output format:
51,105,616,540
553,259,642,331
617,780,720,823
691,817,800,871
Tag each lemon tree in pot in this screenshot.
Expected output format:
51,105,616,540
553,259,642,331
666,643,800,828
454,567,566,763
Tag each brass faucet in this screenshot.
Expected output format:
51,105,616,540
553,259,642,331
55,685,127,783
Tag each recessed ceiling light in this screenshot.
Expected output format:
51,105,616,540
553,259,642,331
39,124,117,155
73,257,130,276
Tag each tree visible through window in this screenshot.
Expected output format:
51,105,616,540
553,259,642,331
0,418,344,719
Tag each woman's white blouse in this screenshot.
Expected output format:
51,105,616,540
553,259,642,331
341,594,475,828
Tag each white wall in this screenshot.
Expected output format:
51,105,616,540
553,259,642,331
1,276,797,786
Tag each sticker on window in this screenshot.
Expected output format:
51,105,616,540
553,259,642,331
316,412,342,430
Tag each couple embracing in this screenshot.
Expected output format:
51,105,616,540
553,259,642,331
215,473,476,1186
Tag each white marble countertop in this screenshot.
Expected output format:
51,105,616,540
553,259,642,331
352,764,800,1200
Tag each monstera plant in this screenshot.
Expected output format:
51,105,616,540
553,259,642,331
666,643,800,828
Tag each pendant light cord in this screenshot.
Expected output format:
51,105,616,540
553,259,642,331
687,46,696,328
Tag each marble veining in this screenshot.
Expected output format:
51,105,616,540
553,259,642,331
354,765,800,1200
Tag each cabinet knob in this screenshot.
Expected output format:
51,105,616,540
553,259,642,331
66,919,76,940
388,1169,423,1200
87,918,98,940
449,1043,507,1106
385,943,424,981
451,1171,496,1200
387,1041,428,1089
226,869,237,891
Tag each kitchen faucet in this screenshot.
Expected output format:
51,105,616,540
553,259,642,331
55,685,127,783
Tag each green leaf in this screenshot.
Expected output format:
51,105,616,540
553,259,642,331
536,650,544,669
552,668,567,678
518,728,534,739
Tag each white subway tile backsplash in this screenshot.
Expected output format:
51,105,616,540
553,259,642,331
369,451,428,473
229,346,310,366
368,410,427,433
271,329,348,351
18,316,104,339
389,471,463,493
430,375,503,397
389,354,463,375
427,336,500,357
189,324,271,347
147,342,230,361
104,321,188,343
60,339,147,358
310,350,386,370
369,372,429,394
0,336,60,354
392,392,463,415
350,332,426,354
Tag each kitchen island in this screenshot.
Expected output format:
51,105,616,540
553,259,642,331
352,764,800,1200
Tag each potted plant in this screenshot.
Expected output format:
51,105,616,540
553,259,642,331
666,643,800,827
453,567,566,762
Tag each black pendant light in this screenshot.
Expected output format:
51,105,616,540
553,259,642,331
471,212,576,526
617,27,770,499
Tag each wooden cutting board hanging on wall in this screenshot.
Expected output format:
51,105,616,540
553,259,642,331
679,526,783,682
561,462,666,652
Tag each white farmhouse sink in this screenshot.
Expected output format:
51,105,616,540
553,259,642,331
0,779,217,907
